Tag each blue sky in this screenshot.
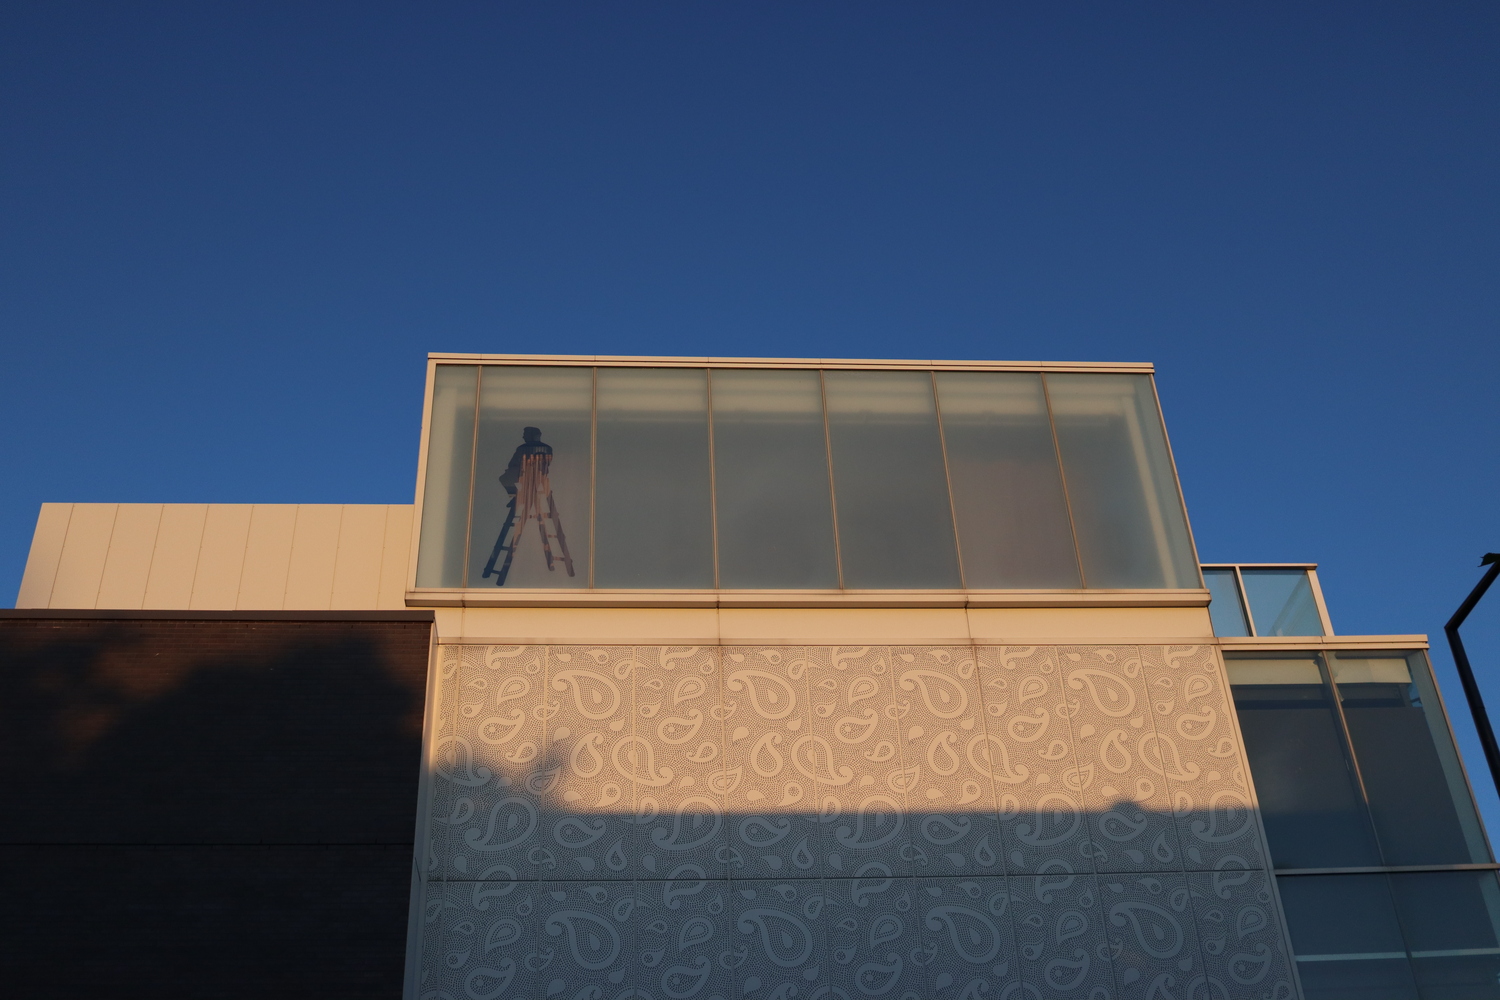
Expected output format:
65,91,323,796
3,3,1498,821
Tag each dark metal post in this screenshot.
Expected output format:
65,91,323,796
1446,553,1500,801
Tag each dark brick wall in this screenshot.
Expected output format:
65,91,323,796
0,616,433,998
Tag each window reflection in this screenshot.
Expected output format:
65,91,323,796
1227,653,1383,868
1204,567,1250,636
1279,873,1419,1000
1242,568,1324,636
1332,651,1490,865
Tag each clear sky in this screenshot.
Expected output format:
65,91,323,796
3,3,1498,823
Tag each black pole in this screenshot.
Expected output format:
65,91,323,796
1445,553,1500,802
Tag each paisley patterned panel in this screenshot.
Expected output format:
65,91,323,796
730,879,828,1000
1099,872,1204,1000
1140,646,1264,871
975,646,1095,878
1188,869,1297,1000
721,646,822,880
427,643,468,883
1013,870,1117,999
914,877,1019,999
445,645,550,883
541,646,641,880
425,878,539,1000
1060,646,1183,874
637,874,733,1000
808,647,913,878
890,646,1006,878
632,646,729,880
535,880,640,999
416,876,454,999
416,643,1297,1000
823,874,924,999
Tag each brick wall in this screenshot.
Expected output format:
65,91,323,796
0,616,432,997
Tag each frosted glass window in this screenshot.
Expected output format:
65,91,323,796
823,371,961,589
466,367,592,588
1045,373,1198,589
710,369,838,589
593,368,714,588
1204,568,1250,636
935,372,1080,588
415,364,477,587
1242,568,1324,636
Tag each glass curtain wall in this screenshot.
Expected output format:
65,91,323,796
416,364,1202,591
1227,650,1500,999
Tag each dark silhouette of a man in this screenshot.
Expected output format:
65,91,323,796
498,426,552,495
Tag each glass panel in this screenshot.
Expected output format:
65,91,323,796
1044,373,1199,589
466,367,592,588
593,368,714,588
1228,653,1383,867
1278,873,1419,1000
1242,568,1325,636
822,370,962,589
710,369,839,589
1205,568,1250,636
415,364,478,587
1334,650,1490,865
1389,871,1500,998
934,371,1080,588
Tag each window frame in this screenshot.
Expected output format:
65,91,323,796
407,354,1208,606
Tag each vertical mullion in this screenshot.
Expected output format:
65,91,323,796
588,367,597,589
819,370,845,590
461,365,482,588
1234,566,1257,636
1040,373,1087,588
1323,651,1392,866
929,371,966,590
706,369,720,590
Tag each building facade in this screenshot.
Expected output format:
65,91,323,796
5,354,1496,1000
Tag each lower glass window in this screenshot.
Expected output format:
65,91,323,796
1279,871,1500,1000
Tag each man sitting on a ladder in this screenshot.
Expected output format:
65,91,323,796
481,426,575,586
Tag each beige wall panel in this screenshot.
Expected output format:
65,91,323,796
236,505,298,610
15,503,73,608
49,503,118,609
188,504,254,610
965,605,1213,642
376,505,413,610
329,505,388,610
95,504,164,609
412,639,1299,1000
282,505,342,610
141,504,209,609
718,606,971,644
435,606,719,643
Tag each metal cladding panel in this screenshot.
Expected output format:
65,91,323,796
411,643,1298,1000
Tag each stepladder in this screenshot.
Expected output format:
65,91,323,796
481,453,575,586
